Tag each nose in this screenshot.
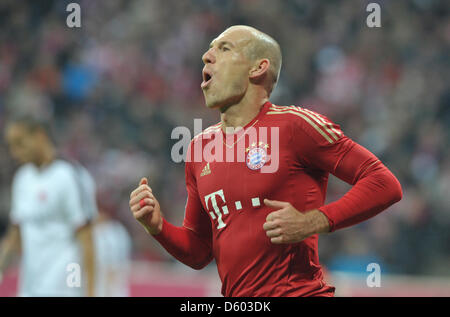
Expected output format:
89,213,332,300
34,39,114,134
202,47,215,65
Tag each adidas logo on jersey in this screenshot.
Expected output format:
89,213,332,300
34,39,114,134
200,163,211,177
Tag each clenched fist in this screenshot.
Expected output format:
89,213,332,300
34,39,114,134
129,177,163,235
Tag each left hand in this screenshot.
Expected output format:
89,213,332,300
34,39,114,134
263,199,330,244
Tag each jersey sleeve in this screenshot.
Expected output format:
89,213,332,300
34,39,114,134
290,107,402,231
182,144,212,240
291,108,356,179
77,166,99,221
152,142,213,269
62,164,94,229
10,169,25,224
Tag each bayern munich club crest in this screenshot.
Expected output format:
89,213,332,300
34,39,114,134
246,142,269,170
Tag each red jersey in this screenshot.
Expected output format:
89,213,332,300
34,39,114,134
155,101,402,297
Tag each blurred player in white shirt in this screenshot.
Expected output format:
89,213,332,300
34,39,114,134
0,117,97,296
93,211,132,297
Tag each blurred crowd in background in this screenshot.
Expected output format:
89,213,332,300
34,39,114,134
0,0,449,278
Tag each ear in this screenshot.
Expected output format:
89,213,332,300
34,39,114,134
249,59,270,80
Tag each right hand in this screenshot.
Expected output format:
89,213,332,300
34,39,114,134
129,177,163,235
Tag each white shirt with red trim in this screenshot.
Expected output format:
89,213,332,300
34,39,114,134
10,160,97,296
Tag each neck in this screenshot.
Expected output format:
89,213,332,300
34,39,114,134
35,144,55,169
220,89,269,131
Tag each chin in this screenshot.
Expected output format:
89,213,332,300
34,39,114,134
206,102,221,109
204,96,224,109
204,89,245,110
16,157,29,164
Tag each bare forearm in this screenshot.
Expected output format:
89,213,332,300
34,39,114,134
305,209,330,235
0,225,20,273
83,241,95,297
77,225,96,296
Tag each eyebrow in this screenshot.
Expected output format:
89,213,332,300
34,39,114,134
209,40,235,49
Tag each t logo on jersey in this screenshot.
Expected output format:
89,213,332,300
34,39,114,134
204,189,228,229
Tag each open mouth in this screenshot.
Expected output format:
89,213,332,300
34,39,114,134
201,69,213,89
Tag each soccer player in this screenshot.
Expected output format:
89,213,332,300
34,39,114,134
129,25,402,296
0,118,97,296
93,210,132,297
